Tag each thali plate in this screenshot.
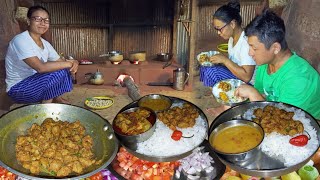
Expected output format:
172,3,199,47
113,97,209,162
208,101,320,177
212,79,248,106
196,51,220,66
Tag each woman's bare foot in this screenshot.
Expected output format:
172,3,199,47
206,105,231,117
52,96,71,104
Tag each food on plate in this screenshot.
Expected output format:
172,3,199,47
170,130,194,141
211,124,263,154
86,98,113,109
15,118,99,177
139,98,171,111
252,105,304,136
175,146,216,180
79,59,93,64
157,103,199,130
219,92,229,102
112,147,179,180
289,134,310,147
114,108,152,135
136,103,207,157
218,81,231,92
198,53,210,63
243,103,319,166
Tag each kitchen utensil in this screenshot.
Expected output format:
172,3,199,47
217,43,228,53
129,51,146,61
99,51,123,62
208,101,320,177
0,104,118,180
147,82,174,86
85,69,104,85
173,68,189,91
212,79,248,106
85,96,114,110
137,94,172,112
113,107,156,148
156,53,173,62
115,96,209,162
209,120,264,164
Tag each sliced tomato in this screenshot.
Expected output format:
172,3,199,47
89,172,103,180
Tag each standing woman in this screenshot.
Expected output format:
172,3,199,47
5,5,78,104
200,0,256,87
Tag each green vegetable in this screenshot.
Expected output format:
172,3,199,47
281,171,301,180
298,165,319,180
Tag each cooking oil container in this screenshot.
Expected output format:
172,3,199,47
173,68,189,90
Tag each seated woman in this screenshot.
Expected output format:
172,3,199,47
236,10,320,120
5,5,79,104
203,0,256,116
200,0,256,87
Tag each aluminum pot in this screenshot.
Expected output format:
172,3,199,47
0,104,118,180
129,51,146,61
99,51,123,62
156,53,172,62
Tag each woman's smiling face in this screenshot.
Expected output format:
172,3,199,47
28,10,50,35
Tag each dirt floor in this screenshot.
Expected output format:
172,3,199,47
0,75,222,126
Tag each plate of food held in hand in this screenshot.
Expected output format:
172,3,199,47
113,96,209,162
196,51,220,66
212,79,248,106
209,101,320,177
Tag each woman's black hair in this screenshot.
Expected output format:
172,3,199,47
245,9,288,50
27,5,50,18
213,0,242,26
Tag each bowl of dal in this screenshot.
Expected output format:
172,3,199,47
209,120,264,164
112,107,157,148
138,94,172,112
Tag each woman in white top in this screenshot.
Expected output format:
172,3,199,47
201,0,256,116
5,5,79,104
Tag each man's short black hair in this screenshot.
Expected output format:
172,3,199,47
245,9,288,50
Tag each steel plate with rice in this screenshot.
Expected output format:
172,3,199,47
209,101,320,177
212,79,248,106
114,97,209,162
196,51,220,66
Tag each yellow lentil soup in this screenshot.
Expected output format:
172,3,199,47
211,125,263,154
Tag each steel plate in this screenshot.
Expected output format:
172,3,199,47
0,104,119,180
114,97,209,162
208,101,320,177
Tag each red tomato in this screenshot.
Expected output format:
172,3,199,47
89,172,103,180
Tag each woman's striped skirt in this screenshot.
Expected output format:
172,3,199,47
200,65,238,87
8,69,73,103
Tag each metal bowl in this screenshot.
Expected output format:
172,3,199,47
156,53,173,62
0,104,118,180
112,107,156,148
209,120,264,165
138,94,172,112
212,79,248,106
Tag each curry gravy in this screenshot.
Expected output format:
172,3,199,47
211,125,263,154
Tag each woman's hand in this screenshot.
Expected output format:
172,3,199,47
67,59,79,73
209,54,228,64
235,84,265,101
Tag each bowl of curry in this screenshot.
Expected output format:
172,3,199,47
112,107,156,149
208,120,264,164
138,94,172,112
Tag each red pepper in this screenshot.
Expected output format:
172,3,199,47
171,130,183,141
289,134,309,146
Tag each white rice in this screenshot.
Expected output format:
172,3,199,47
136,112,208,157
244,103,319,166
